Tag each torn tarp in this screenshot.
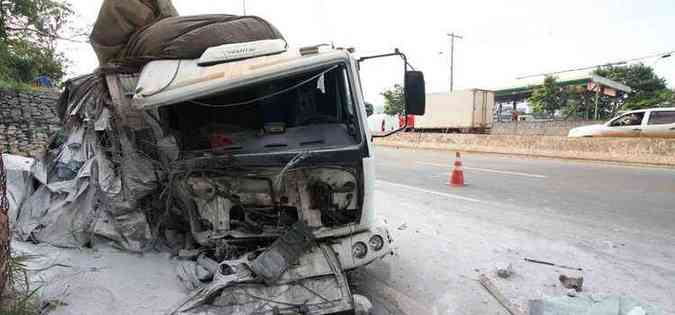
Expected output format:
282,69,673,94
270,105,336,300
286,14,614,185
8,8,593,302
4,155,35,226
15,156,97,247
12,73,158,252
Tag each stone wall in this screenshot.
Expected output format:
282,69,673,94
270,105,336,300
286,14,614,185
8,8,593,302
0,88,61,156
375,133,675,166
491,120,603,136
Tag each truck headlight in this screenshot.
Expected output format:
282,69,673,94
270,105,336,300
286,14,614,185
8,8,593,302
369,235,384,251
352,242,368,259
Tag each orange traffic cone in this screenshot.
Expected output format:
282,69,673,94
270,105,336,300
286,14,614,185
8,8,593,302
449,152,464,187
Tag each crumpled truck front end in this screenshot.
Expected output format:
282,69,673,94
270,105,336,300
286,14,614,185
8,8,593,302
129,49,390,314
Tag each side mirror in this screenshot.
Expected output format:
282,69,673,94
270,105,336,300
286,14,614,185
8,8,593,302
405,71,426,115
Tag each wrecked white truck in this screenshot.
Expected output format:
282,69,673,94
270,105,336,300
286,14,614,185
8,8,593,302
8,5,426,314
133,42,426,313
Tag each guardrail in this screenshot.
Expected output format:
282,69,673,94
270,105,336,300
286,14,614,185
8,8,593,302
375,133,675,166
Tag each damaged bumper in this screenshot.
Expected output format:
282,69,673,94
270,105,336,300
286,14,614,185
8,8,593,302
174,226,391,314
322,225,393,270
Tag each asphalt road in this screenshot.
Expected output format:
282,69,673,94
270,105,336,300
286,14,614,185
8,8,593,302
352,146,675,314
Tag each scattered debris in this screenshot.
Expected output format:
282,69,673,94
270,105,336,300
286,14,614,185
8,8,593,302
559,274,584,292
524,257,583,271
529,296,662,315
478,274,525,315
496,262,513,278
566,289,577,297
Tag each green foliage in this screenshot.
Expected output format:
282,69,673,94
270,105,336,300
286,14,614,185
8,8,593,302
364,102,374,116
594,63,669,110
0,288,40,315
656,89,675,106
0,39,68,84
381,84,405,115
0,0,75,85
528,76,568,115
1,254,41,315
0,78,34,91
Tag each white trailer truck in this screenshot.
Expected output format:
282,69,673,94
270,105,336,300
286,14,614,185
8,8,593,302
414,89,495,133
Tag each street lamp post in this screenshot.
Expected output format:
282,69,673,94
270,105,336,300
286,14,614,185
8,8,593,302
446,33,463,92
651,53,672,67
242,0,247,15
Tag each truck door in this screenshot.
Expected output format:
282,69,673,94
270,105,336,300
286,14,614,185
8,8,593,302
641,110,675,137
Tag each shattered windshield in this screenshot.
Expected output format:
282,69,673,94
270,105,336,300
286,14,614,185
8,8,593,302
157,64,360,157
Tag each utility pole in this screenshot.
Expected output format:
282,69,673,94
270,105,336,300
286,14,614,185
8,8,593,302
242,0,247,15
446,33,463,92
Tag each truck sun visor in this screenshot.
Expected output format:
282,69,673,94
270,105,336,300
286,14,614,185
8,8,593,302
198,39,288,66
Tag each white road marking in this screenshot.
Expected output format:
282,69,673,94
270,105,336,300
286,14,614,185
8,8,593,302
377,180,484,203
415,161,548,178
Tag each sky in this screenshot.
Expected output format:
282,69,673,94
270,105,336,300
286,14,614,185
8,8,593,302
60,0,675,107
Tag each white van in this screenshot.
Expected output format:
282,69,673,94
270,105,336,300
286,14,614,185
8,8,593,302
569,108,675,138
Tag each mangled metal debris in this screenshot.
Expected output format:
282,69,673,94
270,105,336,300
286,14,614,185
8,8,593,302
250,221,315,283
172,244,355,314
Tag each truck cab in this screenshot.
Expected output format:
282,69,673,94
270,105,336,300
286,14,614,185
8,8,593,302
126,40,425,313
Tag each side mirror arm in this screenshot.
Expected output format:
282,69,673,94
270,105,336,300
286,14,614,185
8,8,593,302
360,49,415,138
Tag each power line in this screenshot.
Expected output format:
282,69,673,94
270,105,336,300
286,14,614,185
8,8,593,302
516,50,675,80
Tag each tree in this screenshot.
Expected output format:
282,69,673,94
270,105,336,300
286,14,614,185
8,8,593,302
364,102,374,116
528,76,568,116
381,84,405,115
594,64,669,110
0,0,76,85
655,89,675,107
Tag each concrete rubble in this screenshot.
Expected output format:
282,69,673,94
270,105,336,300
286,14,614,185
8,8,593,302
558,272,584,292
495,262,513,279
